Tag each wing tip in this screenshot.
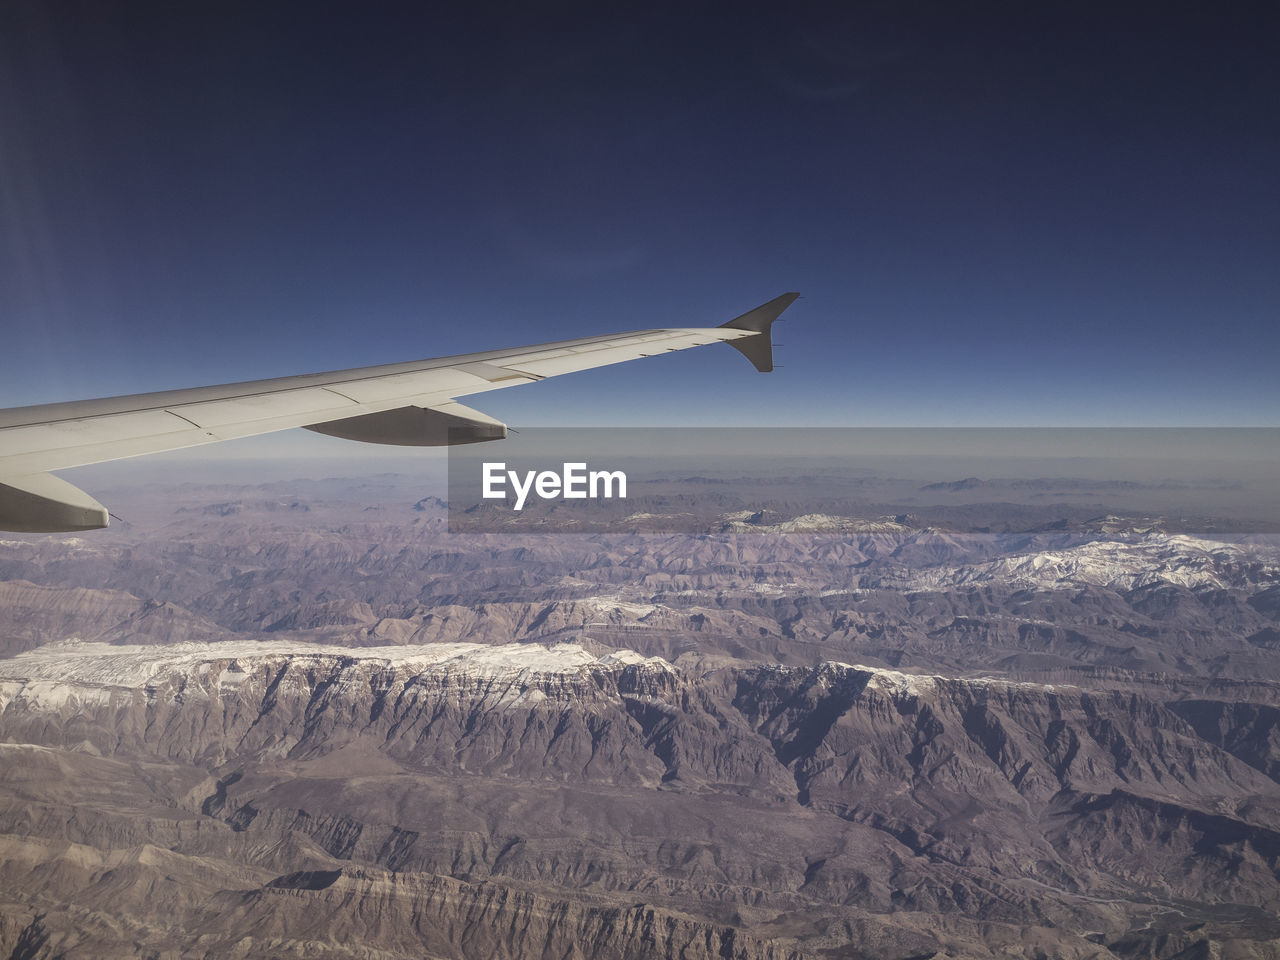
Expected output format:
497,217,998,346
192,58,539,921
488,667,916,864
719,292,799,372
719,292,800,334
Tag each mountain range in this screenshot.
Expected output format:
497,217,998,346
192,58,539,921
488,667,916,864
1,479,1278,957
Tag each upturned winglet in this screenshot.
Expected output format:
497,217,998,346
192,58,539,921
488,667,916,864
718,292,799,372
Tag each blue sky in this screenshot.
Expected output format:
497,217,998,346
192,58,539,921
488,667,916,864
2,2,1278,441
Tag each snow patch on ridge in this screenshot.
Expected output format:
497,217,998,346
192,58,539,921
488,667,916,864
898,533,1278,592
581,597,658,618
823,661,1076,697
0,639,672,690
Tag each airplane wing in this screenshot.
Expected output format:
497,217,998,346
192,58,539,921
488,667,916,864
0,293,798,532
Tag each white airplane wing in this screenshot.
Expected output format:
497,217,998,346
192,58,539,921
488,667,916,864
0,293,798,532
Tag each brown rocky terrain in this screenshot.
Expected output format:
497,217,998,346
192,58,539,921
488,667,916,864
1,478,1279,958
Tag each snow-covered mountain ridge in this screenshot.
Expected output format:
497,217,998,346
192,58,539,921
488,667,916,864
0,639,670,690
893,533,1280,592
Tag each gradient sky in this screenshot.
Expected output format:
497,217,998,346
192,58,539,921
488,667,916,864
2,2,1278,441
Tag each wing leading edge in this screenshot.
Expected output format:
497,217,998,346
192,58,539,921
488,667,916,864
0,293,799,532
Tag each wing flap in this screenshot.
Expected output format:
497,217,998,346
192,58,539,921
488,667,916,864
321,367,496,405
0,410,208,476
171,386,361,430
